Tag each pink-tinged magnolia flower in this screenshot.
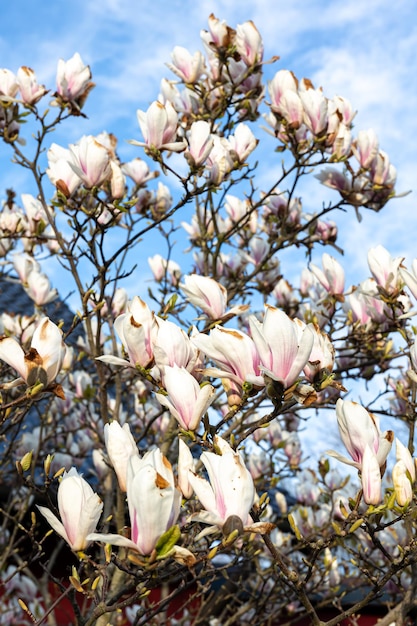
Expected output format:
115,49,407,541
367,245,403,294
309,253,345,296
0,317,66,386
352,129,379,169
228,123,258,163
153,318,198,377
104,421,140,492
135,101,185,152
299,84,328,136
13,253,40,283
46,143,83,196
109,160,126,199
180,274,248,320
191,326,264,393
400,259,417,301
395,438,416,483
121,158,157,186
37,467,102,551
168,46,205,83
249,305,314,388
188,436,255,532
178,438,195,499
55,53,93,104
0,68,19,100
327,399,394,504
268,69,298,115
392,459,413,507
370,150,396,187
24,269,58,306
98,297,157,369
16,66,47,105
88,449,181,555
69,135,112,188
235,20,263,66
155,364,215,431
302,324,335,383
185,120,213,168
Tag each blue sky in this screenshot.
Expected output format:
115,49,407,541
1,0,417,285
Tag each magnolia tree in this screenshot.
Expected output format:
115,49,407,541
0,14,416,626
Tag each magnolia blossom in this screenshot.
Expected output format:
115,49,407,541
24,269,58,306
69,135,112,188
98,296,157,369
228,124,258,163
309,253,345,296
188,436,255,533
135,101,185,152
392,440,415,507
327,399,394,504
235,20,263,66
0,69,19,99
46,143,83,195
302,324,335,383
0,317,66,386
191,326,264,400
352,129,379,169
55,52,93,104
153,318,199,377
16,66,47,105
177,438,195,499
300,83,328,136
121,158,157,186
37,468,102,551
104,422,140,492
155,364,215,431
185,120,213,168
249,305,314,388
367,245,403,294
168,46,205,83
180,274,248,320
88,450,181,555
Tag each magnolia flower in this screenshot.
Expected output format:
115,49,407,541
367,245,403,294
55,52,93,104
177,438,195,499
37,468,102,551
235,20,263,66
180,274,248,320
121,158,157,186
46,143,83,195
352,129,379,169
69,135,112,188
155,364,215,431
228,124,258,163
16,66,47,105
168,46,205,83
188,436,255,533
249,305,314,388
191,326,264,400
0,68,19,100
135,101,185,152
88,449,181,555
185,120,213,168
327,399,394,504
98,296,157,369
104,421,140,492
0,317,66,386
24,269,58,306
309,253,345,296
299,84,328,136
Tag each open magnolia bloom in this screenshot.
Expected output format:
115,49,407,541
248,305,314,389
179,274,249,321
0,316,66,388
327,399,394,504
88,449,181,555
37,468,103,552
187,436,258,537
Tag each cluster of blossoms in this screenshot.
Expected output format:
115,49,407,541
1,13,417,626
